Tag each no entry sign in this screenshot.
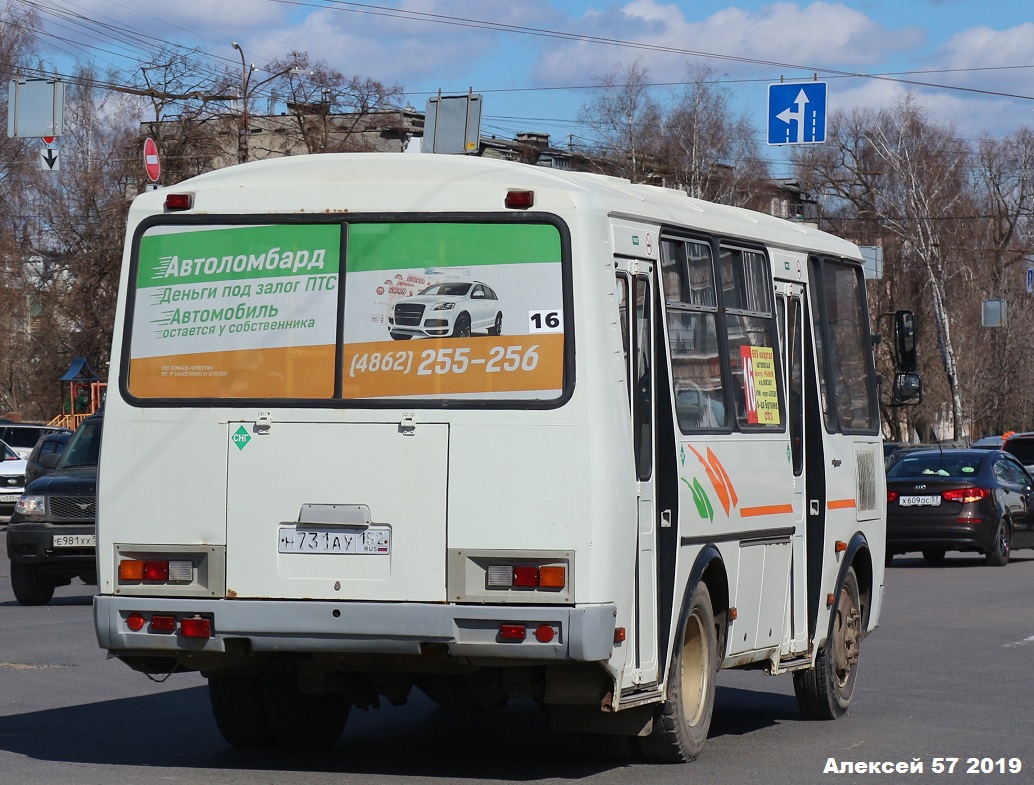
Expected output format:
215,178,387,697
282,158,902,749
143,137,160,182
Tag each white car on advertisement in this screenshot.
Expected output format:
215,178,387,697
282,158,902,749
389,281,503,340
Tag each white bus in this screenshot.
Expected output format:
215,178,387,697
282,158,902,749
94,153,918,762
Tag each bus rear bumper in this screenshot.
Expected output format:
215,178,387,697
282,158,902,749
94,596,617,665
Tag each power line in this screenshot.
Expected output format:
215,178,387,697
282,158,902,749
280,0,1034,101
17,0,1034,146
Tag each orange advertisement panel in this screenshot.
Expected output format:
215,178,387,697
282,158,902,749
342,334,563,399
129,345,335,399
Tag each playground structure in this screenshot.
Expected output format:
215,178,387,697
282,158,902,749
48,357,106,430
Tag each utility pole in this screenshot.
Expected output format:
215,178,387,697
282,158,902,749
231,43,311,165
231,42,254,165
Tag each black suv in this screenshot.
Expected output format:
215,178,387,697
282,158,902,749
1002,432,1034,474
6,412,101,605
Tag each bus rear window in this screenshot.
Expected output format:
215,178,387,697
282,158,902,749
126,220,565,404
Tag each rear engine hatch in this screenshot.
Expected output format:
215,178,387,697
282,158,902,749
225,419,448,601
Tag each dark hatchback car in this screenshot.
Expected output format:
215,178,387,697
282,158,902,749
886,448,1034,566
6,412,101,605
24,429,73,486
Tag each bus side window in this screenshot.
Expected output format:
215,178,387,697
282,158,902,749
810,257,878,434
661,238,728,432
634,275,653,481
719,247,782,430
617,274,631,406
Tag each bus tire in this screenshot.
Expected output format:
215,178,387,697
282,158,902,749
261,671,350,750
793,566,861,720
638,581,717,763
208,672,275,749
11,563,55,606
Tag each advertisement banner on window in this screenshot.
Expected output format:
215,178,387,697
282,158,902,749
128,224,341,399
341,223,565,400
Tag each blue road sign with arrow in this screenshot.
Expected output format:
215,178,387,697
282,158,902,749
768,82,827,145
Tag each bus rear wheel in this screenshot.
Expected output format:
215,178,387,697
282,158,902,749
208,672,274,749
794,566,861,720
638,582,717,763
261,670,350,750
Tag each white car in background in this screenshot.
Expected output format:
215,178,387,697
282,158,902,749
0,439,27,515
388,281,503,340
0,423,72,459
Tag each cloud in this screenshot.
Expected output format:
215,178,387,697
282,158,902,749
246,1,568,87
931,23,1034,96
531,1,925,86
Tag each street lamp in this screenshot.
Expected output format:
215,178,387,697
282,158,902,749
231,42,312,164
231,41,255,164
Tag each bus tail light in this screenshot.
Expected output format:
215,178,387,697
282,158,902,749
486,564,566,590
164,193,192,211
504,190,534,209
499,623,526,640
123,612,213,638
539,567,565,587
144,560,169,581
119,558,194,583
181,616,212,639
512,566,539,586
150,615,177,632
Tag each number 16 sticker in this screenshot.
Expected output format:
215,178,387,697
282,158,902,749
528,309,563,333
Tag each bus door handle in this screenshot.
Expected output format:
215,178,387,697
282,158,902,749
809,500,820,516
661,509,672,528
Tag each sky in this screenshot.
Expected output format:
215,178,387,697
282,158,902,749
18,0,1034,177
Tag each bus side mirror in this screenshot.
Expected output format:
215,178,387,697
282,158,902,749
894,310,917,372
893,372,922,406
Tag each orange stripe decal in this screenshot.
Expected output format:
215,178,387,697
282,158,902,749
707,447,739,507
739,504,794,517
827,498,857,510
687,444,731,516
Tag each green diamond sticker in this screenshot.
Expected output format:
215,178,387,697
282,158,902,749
232,425,251,451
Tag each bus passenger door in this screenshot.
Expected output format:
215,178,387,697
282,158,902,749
617,261,659,684
780,284,810,654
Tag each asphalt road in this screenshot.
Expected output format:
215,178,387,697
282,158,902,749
2,528,1032,785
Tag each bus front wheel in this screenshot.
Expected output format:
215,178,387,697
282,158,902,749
638,581,717,763
794,566,861,720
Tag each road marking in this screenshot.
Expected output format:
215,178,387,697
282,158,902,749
1003,635,1034,648
0,662,70,669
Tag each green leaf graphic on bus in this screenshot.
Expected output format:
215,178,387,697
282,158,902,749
682,476,714,522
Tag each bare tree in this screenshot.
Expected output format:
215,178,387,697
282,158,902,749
0,2,47,417
24,67,138,415
795,97,977,441
866,98,972,440
258,51,405,156
965,129,1034,434
658,65,770,206
135,47,237,182
578,60,662,182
